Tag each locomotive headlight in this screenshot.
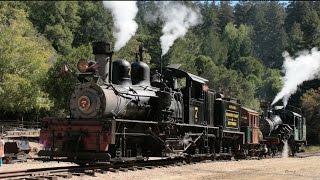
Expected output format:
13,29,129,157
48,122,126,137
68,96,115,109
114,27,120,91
77,59,98,73
77,59,89,73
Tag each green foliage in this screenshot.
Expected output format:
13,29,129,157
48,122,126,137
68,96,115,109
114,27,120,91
73,1,114,47
25,1,81,55
222,22,253,67
258,69,283,103
0,2,54,113
113,36,151,64
231,56,264,78
217,2,235,34
195,55,215,76
301,88,320,144
287,22,304,53
213,66,260,110
286,1,320,51
304,146,320,153
199,29,228,65
167,31,201,74
235,2,288,68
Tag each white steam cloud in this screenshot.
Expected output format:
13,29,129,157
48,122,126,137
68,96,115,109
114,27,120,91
282,140,289,158
272,48,320,106
103,1,138,51
157,2,201,56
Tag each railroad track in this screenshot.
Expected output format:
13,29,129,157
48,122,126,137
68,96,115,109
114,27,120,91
1,153,319,180
0,157,189,180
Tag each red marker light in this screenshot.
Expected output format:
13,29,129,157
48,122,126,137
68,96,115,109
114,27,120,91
202,84,209,92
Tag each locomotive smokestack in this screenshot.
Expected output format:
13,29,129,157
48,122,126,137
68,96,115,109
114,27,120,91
92,41,113,84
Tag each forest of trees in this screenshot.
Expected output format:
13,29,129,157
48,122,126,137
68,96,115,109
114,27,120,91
1,1,320,143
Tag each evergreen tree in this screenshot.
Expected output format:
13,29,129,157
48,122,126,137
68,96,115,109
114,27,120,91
222,22,253,67
217,1,235,34
72,1,113,47
285,1,320,49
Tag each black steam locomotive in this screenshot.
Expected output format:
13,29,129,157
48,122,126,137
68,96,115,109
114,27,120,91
260,105,306,155
38,41,306,165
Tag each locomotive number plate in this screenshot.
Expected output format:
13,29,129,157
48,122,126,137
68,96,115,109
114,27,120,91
78,95,91,111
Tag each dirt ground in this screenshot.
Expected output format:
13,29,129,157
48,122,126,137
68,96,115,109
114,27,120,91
2,156,320,180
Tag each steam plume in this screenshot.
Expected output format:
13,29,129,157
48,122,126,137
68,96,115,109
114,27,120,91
103,1,138,51
157,2,201,56
272,48,320,106
282,140,289,158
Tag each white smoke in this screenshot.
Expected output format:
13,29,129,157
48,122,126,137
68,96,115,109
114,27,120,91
272,48,320,106
282,140,289,158
103,1,138,51
157,2,201,56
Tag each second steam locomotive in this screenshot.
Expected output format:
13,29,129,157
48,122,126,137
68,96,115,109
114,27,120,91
39,41,306,165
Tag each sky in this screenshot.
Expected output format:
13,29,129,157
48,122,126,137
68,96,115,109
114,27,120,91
214,1,289,7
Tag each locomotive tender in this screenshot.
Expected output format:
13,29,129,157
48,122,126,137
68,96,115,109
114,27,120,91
39,41,306,165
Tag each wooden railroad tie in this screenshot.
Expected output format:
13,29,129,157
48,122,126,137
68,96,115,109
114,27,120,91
56,173,73,179
128,166,138,171
145,166,155,169
108,168,119,173
97,170,108,174
137,167,146,170
119,168,128,172
72,172,85,177
25,177,46,180
31,172,48,177
84,170,95,176
44,176,58,180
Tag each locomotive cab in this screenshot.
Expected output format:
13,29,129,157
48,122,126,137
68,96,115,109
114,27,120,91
161,67,211,125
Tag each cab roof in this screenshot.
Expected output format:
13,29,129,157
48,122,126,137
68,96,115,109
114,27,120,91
242,107,259,114
166,67,209,84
